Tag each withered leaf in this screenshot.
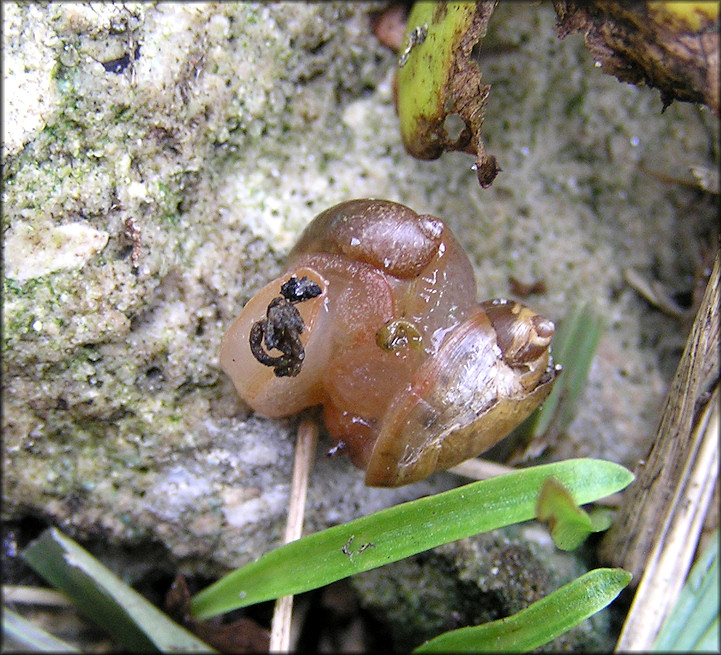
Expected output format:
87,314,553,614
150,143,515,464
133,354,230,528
553,1,719,115
396,1,501,188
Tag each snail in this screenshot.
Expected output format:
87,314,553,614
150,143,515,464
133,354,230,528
220,199,560,487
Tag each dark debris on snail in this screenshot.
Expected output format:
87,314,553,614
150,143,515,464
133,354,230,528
248,276,322,378
220,199,560,487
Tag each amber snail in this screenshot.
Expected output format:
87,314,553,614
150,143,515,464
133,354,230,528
221,199,560,487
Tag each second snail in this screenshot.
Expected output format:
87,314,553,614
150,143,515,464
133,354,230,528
221,199,560,487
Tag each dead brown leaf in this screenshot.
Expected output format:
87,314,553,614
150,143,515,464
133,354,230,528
553,1,719,115
165,574,270,653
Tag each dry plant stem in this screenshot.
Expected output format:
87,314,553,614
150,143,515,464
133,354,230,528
600,251,720,577
269,418,318,653
615,384,719,651
449,457,515,480
624,268,687,319
2,585,74,607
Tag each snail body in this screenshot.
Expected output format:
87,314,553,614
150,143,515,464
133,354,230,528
220,199,559,486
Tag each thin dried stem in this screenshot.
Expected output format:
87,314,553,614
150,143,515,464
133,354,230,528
601,251,719,576
615,384,719,651
449,458,515,480
269,418,318,652
2,585,74,607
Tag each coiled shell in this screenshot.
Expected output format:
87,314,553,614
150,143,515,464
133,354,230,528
220,199,559,486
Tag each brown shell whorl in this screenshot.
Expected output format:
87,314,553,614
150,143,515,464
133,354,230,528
220,200,559,486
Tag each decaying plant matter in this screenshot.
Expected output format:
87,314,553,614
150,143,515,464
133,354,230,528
394,1,718,189
554,1,719,115
396,1,501,188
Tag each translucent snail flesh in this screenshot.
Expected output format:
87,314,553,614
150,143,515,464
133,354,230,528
220,199,560,487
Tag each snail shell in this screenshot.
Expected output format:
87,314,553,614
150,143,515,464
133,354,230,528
220,199,559,486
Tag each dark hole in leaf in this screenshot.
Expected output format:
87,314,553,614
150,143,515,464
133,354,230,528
443,113,466,143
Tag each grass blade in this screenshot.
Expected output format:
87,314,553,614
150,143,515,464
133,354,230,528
2,608,80,652
694,617,719,652
22,527,214,652
414,567,632,652
515,303,603,443
191,458,632,619
652,530,719,651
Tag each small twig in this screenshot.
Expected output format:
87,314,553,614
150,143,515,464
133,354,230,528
624,267,687,319
269,418,318,653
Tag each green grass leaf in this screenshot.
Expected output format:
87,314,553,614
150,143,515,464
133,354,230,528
414,567,632,652
2,608,81,652
515,303,603,442
652,530,719,651
191,458,633,619
21,527,214,653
